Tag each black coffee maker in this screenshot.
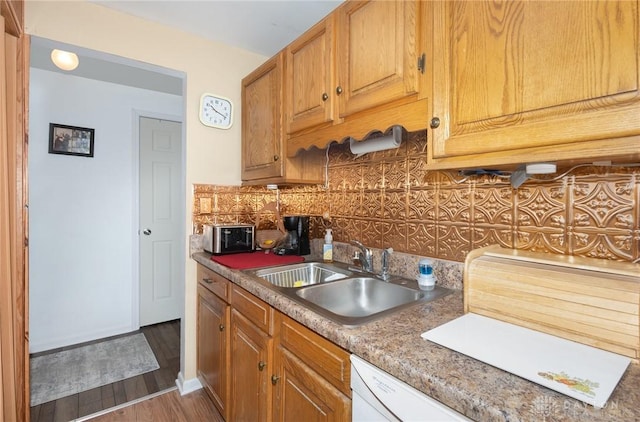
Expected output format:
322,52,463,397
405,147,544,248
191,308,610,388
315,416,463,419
275,216,310,255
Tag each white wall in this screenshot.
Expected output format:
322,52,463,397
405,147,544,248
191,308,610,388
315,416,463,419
28,68,183,352
25,0,266,383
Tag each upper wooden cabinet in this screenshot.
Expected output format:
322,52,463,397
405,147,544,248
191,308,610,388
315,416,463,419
286,0,428,153
242,53,325,185
242,53,285,182
428,0,640,169
286,16,336,134
336,0,421,117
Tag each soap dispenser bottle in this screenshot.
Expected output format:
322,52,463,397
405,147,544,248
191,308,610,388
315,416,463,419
323,229,333,262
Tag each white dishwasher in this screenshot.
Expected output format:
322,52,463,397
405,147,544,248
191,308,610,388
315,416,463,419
350,355,471,421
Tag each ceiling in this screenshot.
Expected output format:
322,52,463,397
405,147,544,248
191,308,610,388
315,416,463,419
92,0,343,57
30,0,343,94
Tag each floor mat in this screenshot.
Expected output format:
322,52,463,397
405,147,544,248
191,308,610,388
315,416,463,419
30,333,159,406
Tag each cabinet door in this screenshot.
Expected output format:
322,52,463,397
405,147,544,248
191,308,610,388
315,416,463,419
431,0,640,163
273,347,351,422
197,285,230,420
279,314,350,396
242,53,284,181
286,16,336,134
336,0,421,117
231,309,273,422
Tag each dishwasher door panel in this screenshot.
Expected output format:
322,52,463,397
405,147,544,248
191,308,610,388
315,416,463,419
350,355,470,421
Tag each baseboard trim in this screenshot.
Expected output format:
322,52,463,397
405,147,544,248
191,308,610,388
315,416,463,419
175,371,202,395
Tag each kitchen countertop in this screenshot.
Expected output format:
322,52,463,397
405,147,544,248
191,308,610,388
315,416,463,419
192,252,640,422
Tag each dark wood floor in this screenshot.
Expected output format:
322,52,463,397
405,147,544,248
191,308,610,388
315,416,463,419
30,319,181,422
85,389,223,422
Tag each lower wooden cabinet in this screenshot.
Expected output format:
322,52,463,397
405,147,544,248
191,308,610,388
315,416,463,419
197,277,230,420
273,314,351,421
278,314,351,396
230,309,275,422
196,264,351,421
274,349,351,421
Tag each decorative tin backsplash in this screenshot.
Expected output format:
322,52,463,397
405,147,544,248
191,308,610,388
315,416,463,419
193,131,639,264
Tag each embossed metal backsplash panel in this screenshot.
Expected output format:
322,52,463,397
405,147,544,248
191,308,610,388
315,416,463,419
194,131,639,263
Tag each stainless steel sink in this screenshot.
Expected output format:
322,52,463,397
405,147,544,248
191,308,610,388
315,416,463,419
252,262,351,288
297,277,423,317
245,262,453,326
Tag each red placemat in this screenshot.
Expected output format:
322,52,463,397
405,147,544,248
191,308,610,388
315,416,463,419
211,251,304,269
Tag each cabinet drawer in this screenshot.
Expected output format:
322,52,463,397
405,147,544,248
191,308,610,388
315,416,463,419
197,264,230,301
231,284,274,335
280,315,351,396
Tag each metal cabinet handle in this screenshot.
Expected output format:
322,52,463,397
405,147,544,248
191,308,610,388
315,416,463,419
143,229,152,235
271,374,280,385
219,324,225,331
258,361,266,371
336,86,343,95
322,93,329,101
203,278,213,284
430,117,441,129
273,155,280,161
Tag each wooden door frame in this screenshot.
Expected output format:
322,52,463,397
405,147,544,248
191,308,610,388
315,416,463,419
1,1,28,420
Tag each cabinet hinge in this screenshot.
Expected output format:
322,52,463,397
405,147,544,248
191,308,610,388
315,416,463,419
417,53,426,74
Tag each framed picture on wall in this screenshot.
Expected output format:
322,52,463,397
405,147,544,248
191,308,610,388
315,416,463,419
48,123,95,157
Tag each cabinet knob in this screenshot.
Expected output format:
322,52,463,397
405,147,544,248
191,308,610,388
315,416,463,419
258,361,266,371
322,93,328,101
271,374,280,385
203,278,213,284
219,324,225,331
273,154,280,162
336,86,343,95
430,117,441,129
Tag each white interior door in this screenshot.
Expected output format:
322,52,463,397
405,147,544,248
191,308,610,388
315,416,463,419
139,117,182,326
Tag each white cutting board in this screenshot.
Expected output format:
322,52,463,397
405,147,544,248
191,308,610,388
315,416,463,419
422,313,630,408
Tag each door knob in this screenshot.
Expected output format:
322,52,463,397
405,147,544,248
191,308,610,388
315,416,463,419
143,229,152,235
430,117,441,129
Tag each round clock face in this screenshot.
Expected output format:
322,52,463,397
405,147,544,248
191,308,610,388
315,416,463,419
199,94,233,129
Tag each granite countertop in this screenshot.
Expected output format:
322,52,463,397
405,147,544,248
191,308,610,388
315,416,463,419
192,252,640,422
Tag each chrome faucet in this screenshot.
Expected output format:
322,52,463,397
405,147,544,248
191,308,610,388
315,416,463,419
351,240,373,273
379,247,393,281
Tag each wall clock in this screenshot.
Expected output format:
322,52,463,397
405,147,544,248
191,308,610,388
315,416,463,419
199,93,233,129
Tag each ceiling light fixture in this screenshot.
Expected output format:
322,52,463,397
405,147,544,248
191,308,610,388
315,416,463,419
50,49,79,71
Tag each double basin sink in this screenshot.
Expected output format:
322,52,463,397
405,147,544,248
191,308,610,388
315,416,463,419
245,261,452,326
